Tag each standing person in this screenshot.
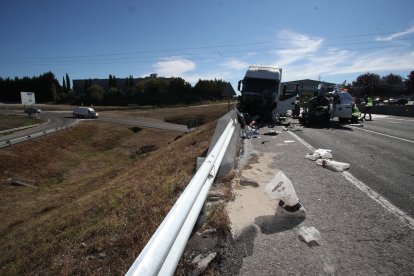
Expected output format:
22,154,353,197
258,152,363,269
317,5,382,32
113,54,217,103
363,94,373,121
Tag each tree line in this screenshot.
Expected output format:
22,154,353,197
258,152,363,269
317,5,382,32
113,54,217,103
350,71,414,98
0,72,231,106
1,70,413,105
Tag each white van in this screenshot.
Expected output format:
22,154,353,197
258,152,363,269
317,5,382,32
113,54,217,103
73,107,99,119
328,90,353,122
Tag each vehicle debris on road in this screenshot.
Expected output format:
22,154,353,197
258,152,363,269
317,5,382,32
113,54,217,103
315,159,350,172
305,149,332,160
306,149,350,172
297,226,321,247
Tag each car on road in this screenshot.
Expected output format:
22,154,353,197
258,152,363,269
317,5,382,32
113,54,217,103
372,98,381,105
24,107,42,114
383,98,408,105
395,98,408,105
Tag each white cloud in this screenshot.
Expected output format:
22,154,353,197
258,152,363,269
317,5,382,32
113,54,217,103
153,57,195,77
376,26,414,41
220,59,249,70
273,30,323,66
264,30,414,82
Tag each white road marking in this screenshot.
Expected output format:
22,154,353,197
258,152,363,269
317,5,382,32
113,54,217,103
351,127,414,144
384,117,414,122
342,171,414,230
384,121,402,124
287,131,315,151
287,130,414,230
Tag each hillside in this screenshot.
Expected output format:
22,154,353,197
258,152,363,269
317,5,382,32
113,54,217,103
0,120,216,274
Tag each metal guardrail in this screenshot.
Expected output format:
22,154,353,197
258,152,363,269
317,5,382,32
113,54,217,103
126,119,236,276
0,120,78,148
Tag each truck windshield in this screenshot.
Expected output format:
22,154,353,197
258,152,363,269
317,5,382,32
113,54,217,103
242,78,279,95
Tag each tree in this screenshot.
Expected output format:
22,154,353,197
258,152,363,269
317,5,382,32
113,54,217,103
66,73,71,90
381,73,403,85
404,71,414,93
109,74,113,88
86,84,104,104
352,72,381,88
62,77,66,92
352,72,381,97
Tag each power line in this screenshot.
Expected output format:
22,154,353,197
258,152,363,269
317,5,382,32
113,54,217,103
0,30,412,61
0,44,411,66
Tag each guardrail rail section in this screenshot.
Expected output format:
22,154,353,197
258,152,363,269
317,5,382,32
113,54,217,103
0,120,78,148
126,119,237,276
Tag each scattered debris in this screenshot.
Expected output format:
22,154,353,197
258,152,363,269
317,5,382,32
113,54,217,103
198,228,217,237
349,123,364,127
297,226,321,247
261,141,269,144
265,171,306,218
284,140,295,143
305,149,350,172
241,126,260,139
305,149,332,161
1,178,37,188
192,252,217,275
315,159,350,172
98,252,107,259
263,130,280,136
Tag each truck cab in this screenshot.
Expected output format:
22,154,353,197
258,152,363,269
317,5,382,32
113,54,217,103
237,65,295,122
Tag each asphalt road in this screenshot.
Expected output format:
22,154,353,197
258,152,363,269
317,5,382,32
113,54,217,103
220,121,414,275
294,114,414,216
0,110,188,144
0,110,76,143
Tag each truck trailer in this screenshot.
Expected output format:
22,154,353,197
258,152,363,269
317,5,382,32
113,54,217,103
237,65,296,122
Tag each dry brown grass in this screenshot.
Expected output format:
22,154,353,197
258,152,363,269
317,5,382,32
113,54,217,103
101,102,235,124
0,119,217,275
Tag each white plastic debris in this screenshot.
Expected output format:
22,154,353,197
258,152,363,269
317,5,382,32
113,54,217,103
305,149,332,160
315,159,350,172
265,171,299,206
241,126,260,139
297,226,321,245
284,140,295,143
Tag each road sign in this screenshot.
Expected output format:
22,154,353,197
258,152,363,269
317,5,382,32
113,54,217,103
21,92,36,105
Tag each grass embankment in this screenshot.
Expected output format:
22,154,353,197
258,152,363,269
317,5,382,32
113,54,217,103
101,102,236,125
0,120,217,274
0,114,43,131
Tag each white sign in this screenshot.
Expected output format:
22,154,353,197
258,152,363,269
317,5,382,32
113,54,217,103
21,92,36,105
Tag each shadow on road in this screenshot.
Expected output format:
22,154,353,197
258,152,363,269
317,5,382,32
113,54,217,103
255,216,305,235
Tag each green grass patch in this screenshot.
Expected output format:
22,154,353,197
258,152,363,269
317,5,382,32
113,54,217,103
0,114,43,131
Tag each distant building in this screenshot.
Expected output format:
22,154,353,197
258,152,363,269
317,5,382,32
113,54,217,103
283,79,337,96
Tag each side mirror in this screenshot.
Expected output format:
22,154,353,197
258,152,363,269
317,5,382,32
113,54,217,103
237,80,242,91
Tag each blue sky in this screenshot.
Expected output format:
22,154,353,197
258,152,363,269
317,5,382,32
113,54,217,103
1,0,413,89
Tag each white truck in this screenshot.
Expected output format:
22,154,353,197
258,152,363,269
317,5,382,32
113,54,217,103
73,107,99,119
237,65,296,122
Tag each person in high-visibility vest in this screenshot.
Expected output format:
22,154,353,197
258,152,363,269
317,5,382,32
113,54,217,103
363,94,373,121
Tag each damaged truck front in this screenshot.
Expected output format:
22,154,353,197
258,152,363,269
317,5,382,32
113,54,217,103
237,65,296,122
